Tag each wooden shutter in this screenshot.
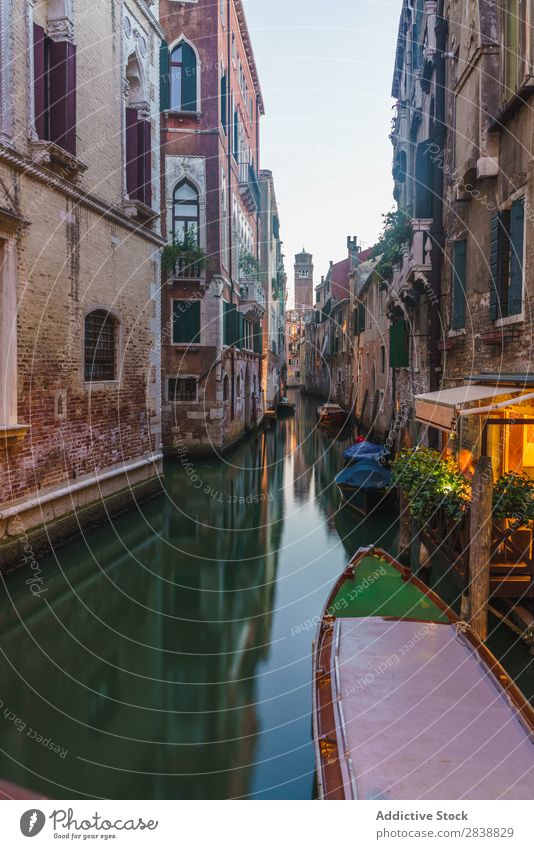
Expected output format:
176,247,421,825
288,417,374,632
508,199,524,316
159,42,170,112
253,323,262,354
33,24,47,140
452,240,467,330
173,300,201,344
236,311,245,349
415,140,433,219
233,110,239,160
220,72,227,132
126,107,139,199
49,40,77,155
224,301,237,345
389,320,409,368
138,120,152,208
358,301,366,334
181,42,197,111
489,211,509,321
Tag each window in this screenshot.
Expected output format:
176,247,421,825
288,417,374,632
380,344,386,373
33,24,77,155
84,310,117,382
173,300,201,344
414,139,434,219
236,374,241,396
220,70,228,132
170,41,198,112
173,180,199,243
168,377,197,403
223,373,229,401
452,239,467,329
389,319,410,368
126,108,152,207
490,199,525,320
220,0,225,25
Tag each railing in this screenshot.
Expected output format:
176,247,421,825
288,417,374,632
239,162,261,210
240,278,266,310
172,256,203,279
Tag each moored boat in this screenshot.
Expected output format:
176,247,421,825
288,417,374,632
276,398,296,416
342,439,389,465
313,547,534,800
335,457,392,515
317,403,348,428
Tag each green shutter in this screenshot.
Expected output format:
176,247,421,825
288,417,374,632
181,42,197,112
233,110,239,160
159,42,170,112
236,311,245,349
173,299,201,344
415,140,434,219
508,198,524,316
452,240,467,330
224,301,237,346
489,211,510,321
390,319,409,368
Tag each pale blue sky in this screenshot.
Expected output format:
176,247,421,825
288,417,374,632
243,0,401,301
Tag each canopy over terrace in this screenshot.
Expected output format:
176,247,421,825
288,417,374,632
414,375,534,476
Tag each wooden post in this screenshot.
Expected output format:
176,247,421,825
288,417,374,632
398,491,412,568
468,456,493,640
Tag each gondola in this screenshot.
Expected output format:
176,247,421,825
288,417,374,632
313,547,534,800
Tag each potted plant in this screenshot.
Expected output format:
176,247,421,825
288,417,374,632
162,231,207,278
391,447,471,527
493,473,534,531
239,248,260,278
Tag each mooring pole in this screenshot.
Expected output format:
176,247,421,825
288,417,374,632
468,456,493,640
398,491,412,569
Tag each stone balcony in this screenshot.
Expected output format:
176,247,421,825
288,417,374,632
387,218,433,318
239,277,266,321
239,161,261,213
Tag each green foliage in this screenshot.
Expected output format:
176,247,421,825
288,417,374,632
493,473,534,527
239,248,260,277
372,210,412,281
162,231,206,275
391,447,471,526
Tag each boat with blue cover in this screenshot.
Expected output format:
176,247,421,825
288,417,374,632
342,440,389,464
335,457,392,515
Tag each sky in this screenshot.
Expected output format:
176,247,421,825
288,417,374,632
243,0,401,303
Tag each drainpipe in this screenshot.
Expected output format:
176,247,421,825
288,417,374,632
428,0,448,448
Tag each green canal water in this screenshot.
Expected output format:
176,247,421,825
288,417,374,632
0,390,533,799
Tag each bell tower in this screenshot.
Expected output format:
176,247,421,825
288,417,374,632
294,249,314,316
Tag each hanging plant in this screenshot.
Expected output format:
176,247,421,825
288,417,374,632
391,447,471,526
493,473,534,528
372,209,412,282
239,248,260,277
162,231,207,276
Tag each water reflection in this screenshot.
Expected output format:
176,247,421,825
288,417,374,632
0,391,397,799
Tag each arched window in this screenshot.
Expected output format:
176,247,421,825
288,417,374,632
223,373,229,402
170,41,198,112
236,374,241,397
84,310,118,382
173,180,199,244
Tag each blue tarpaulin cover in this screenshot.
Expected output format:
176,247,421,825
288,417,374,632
342,441,389,463
335,458,392,491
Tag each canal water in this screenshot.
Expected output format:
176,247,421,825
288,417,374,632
0,390,532,799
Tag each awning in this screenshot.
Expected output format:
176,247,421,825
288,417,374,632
414,384,521,432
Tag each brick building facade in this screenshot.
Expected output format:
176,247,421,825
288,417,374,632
159,0,266,454
0,0,164,570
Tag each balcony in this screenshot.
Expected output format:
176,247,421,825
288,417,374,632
239,162,261,213
239,277,266,321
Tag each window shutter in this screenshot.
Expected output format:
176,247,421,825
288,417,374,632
253,323,262,354
33,24,46,140
508,198,524,316
233,110,239,160
489,212,500,320
220,72,227,132
452,240,467,330
126,107,139,199
49,40,77,155
138,120,152,208
159,42,170,112
224,301,238,346
358,301,366,334
173,300,201,344
414,140,433,219
236,311,245,349
181,42,197,111
389,320,409,368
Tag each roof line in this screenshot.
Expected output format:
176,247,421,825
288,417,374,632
235,0,265,116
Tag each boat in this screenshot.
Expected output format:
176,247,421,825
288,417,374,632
276,398,296,416
335,457,392,515
342,440,389,465
317,403,348,428
263,408,277,429
313,546,534,800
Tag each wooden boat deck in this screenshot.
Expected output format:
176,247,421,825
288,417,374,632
313,547,534,800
